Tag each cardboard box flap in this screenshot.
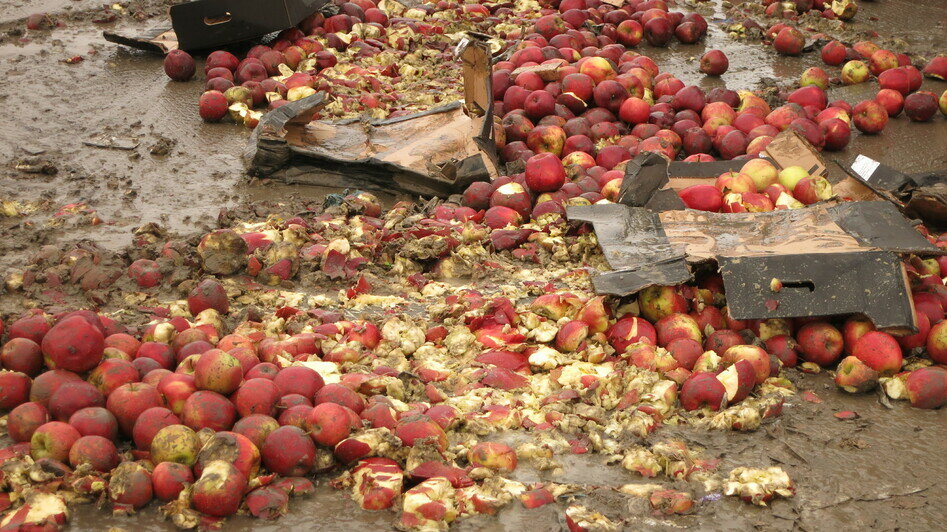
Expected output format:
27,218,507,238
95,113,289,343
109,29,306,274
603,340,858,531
566,204,687,271
616,152,688,211
906,183,947,227
565,204,691,296
847,155,947,226
103,28,178,54
666,159,747,178
719,252,916,333
830,201,941,253
510,63,561,82
656,202,941,262
849,154,913,191
458,33,493,117
763,128,829,179
655,206,866,263
247,98,497,196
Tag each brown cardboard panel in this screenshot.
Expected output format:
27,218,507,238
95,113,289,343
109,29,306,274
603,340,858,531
907,184,947,227
245,35,499,197
666,160,746,178
656,206,866,263
848,154,913,191
299,105,487,174
510,63,561,82
565,204,691,296
831,174,881,201
763,128,829,179
460,34,493,116
830,201,941,253
617,152,673,206
568,204,687,271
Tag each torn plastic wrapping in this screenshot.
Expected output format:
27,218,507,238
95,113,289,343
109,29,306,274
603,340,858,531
243,34,500,197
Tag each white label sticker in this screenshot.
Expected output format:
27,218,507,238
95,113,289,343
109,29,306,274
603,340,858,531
850,155,881,183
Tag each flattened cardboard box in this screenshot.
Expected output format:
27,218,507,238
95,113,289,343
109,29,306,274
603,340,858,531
575,130,943,333
568,202,939,333
244,34,500,198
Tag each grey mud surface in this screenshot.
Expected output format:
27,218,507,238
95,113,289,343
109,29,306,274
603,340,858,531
0,0,945,530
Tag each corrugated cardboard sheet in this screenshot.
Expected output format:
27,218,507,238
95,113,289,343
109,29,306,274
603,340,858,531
244,33,500,197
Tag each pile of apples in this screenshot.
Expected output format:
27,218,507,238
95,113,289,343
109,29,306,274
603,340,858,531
746,0,860,22
170,0,716,128
2,189,947,528
679,160,833,213
817,41,947,127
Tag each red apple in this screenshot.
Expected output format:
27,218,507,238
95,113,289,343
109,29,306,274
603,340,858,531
722,345,771,385
192,460,248,517
926,320,947,364
796,322,844,366
905,367,947,409
307,402,357,447
31,421,80,462
699,50,728,76
109,462,153,510
194,349,243,395
41,315,104,373
716,359,756,404
106,382,162,436
68,406,118,440
679,372,727,410
48,381,104,421
233,414,280,450
152,462,194,502
834,356,880,393
181,390,237,432
638,285,689,322
1,338,43,377
8,401,48,442
852,331,903,375
525,152,567,192
852,100,888,134
68,435,120,472
262,425,317,476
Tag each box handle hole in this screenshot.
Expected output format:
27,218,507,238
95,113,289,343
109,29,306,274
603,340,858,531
781,280,815,292
204,13,232,26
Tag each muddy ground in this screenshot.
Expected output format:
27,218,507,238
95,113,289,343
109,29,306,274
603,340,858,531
0,0,945,530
